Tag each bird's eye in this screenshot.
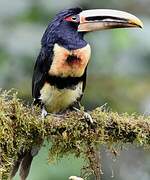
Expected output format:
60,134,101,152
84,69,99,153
65,15,79,23
71,16,77,21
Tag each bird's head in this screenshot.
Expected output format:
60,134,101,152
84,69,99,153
42,7,143,50
41,7,143,78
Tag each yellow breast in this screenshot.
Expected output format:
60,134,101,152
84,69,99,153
40,82,83,113
49,43,91,77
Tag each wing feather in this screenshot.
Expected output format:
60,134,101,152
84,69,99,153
32,47,53,103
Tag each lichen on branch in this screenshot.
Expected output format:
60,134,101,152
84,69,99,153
0,90,150,179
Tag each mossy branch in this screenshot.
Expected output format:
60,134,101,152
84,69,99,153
0,90,150,179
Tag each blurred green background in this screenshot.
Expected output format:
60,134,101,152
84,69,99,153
1,0,150,179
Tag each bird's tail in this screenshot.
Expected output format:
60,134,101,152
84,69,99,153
10,152,24,179
19,151,33,180
10,147,40,180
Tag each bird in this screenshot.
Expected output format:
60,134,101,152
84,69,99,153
10,7,143,180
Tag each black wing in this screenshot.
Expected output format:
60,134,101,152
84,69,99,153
32,47,53,104
82,67,87,94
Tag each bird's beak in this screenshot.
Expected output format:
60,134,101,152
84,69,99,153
78,9,143,32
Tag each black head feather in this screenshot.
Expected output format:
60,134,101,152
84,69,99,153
54,7,82,20
41,7,87,50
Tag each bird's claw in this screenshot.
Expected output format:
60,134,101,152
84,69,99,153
41,107,48,118
84,112,93,124
73,107,94,124
41,108,64,119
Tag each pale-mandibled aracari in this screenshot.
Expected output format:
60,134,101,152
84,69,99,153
10,7,143,180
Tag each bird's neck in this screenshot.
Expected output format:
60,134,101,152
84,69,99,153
57,32,86,50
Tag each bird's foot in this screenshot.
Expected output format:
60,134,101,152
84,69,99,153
73,107,93,124
41,107,48,119
41,108,64,119
83,111,93,124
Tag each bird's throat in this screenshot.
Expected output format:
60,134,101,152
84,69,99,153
48,43,91,77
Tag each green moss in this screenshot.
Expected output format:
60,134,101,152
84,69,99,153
0,90,150,179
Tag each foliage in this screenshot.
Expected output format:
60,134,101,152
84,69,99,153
0,90,150,180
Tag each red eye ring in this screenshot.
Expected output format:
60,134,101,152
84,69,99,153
65,16,73,22
65,15,78,22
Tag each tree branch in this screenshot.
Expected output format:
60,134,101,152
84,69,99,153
0,90,150,179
